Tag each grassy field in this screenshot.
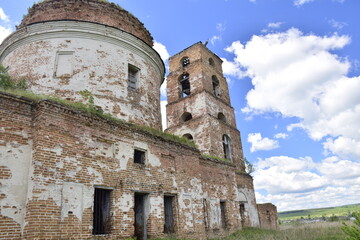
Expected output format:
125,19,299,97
151,221,350,240
210,221,348,240
279,203,360,221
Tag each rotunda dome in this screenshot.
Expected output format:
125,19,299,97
19,0,153,46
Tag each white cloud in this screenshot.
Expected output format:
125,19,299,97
0,8,9,22
0,25,11,44
153,41,170,63
255,155,360,211
210,35,221,45
225,28,360,160
274,133,288,139
254,156,326,194
210,22,226,46
323,137,360,159
268,22,283,29
247,133,279,152
294,0,345,6
153,41,169,98
221,57,244,78
329,19,347,30
294,0,314,6
160,100,167,130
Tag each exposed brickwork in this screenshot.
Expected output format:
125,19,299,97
0,92,260,239
257,203,279,230
0,1,278,238
19,0,153,46
166,42,244,171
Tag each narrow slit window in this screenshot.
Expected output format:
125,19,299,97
180,73,190,98
134,149,146,164
93,188,111,235
128,64,140,90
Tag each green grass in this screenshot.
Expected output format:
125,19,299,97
0,88,196,149
279,203,360,221
150,222,349,240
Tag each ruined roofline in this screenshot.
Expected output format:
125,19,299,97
168,41,223,63
0,90,194,150
19,0,154,46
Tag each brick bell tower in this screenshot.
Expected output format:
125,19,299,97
166,42,245,170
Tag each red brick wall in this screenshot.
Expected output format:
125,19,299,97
0,92,264,239
19,0,153,46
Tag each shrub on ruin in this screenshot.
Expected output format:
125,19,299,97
342,212,360,240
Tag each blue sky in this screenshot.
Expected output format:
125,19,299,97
1,0,360,212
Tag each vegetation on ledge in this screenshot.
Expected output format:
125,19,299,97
0,65,196,149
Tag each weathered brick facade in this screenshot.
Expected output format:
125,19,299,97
0,0,278,239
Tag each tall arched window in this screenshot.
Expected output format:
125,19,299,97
181,57,190,67
212,75,220,97
222,134,232,161
180,73,190,98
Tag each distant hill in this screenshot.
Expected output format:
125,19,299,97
278,203,360,221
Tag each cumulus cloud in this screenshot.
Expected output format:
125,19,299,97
254,155,360,211
247,133,279,152
0,8,9,22
0,8,11,44
153,41,170,98
153,41,170,63
225,28,360,160
0,25,11,44
254,156,325,194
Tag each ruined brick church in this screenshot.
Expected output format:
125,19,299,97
0,0,278,239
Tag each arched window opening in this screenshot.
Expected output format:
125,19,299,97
181,57,190,67
183,133,194,141
218,113,226,123
209,58,215,67
212,75,220,97
222,134,232,161
180,73,190,98
180,112,192,122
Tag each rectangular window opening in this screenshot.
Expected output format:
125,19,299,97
93,188,112,235
220,201,227,229
164,195,176,234
128,64,139,91
134,149,146,164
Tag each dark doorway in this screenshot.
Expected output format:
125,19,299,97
239,203,245,227
134,193,148,240
93,188,111,235
164,196,175,233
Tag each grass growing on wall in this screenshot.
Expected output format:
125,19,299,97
0,65,196,149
